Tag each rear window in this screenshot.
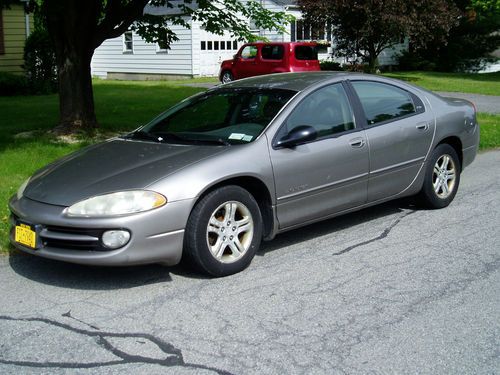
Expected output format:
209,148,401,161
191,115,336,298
294,46,318,60
261,45,284,60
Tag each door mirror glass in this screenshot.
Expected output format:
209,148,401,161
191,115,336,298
276,125,318,148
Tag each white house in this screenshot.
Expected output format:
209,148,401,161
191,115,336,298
91,0,402,79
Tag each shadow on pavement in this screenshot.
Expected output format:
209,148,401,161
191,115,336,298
8,252,175,290
259,199,415,255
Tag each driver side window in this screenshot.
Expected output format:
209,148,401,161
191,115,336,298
240,45,258,59
284,83,355,138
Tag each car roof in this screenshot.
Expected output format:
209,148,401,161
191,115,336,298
219,72,352,92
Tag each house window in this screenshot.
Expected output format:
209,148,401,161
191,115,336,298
214,41,219,50
220,41,225,50
249,18,259,32
123,31,133,53
233,40,238,50
201,41,206,50
226,41,232,50
0,10,5,55
207,41,212,50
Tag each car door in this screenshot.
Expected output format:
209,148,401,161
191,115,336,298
233,44,260,79
349,80,435,202
260,44,286,74
269,83,369,229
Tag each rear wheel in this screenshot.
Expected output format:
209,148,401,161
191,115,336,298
183,186,262,277
221,70,233,84
419,144,461,209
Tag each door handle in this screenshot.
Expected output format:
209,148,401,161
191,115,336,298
416,122,429,131
349,138,365,148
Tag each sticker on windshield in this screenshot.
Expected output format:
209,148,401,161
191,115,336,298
242,135,253,142
228,133,246,140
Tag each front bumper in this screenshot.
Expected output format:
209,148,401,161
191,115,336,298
9,196,195,266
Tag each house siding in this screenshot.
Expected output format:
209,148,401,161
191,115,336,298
91,21,194,78
0,5,33,74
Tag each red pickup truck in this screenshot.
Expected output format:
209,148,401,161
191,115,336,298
219,42,321,83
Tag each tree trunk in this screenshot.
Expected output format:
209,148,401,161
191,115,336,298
44,0,100,134
366,44,379,73
54,49,97,134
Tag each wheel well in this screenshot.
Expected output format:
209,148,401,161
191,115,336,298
198,177,274,239
219,69,232,81
437,136,463,170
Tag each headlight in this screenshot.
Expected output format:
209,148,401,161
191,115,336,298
65,190,167,217
17,178,31,200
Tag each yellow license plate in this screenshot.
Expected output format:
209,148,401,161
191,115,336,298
15,223,37,249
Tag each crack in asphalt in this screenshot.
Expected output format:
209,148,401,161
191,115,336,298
331,210,417,256
0,315,233,374
62,310,100,330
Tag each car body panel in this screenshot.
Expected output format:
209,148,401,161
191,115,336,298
24,139,227,206
9,72,479,268
270,133,369,228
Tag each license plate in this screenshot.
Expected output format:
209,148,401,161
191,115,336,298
14,222,38,249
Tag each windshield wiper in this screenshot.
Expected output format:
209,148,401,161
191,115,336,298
196,138,231,146
126,131,230,146
125,130,163,143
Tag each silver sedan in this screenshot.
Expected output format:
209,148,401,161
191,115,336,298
9,72,480,276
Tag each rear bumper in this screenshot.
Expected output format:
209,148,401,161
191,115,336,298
9,196,194,266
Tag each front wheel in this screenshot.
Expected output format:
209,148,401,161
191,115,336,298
418,144,461,209
221,70,233,84
183,186,262,277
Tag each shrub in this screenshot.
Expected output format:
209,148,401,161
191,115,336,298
0,72,30,96
396,50,437,71
320,60,344,71
23,29,58,94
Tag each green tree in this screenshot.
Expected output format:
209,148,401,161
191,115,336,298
412,0,500,71
298,0,460,72
1,0,291,133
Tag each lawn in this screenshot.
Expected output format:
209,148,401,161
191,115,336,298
0,73,499,253
383,71,500,96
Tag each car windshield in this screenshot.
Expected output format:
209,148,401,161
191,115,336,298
128,88,296,145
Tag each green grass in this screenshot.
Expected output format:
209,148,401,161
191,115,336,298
383,71,500,96
0,73,499,253
478,113,500,149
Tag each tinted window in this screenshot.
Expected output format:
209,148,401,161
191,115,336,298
294,45,317,60
241,45,258,59
351,81,416,125
261,45,284,60
282,83,355,139
140,89,296,145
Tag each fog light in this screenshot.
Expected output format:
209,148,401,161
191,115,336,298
102,230,130,249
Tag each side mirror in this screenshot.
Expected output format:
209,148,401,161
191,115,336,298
233,54,240,60
275,125,318,148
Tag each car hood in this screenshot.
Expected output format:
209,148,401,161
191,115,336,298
24,139,227,206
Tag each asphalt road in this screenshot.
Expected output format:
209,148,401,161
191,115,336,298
0,151,499,375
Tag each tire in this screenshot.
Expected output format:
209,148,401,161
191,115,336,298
418,144,461,209
221,70,233,84
183,185,262,277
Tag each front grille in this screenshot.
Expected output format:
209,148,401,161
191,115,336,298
11,214,112,252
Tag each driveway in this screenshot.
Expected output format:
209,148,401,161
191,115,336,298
0,151,499,374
